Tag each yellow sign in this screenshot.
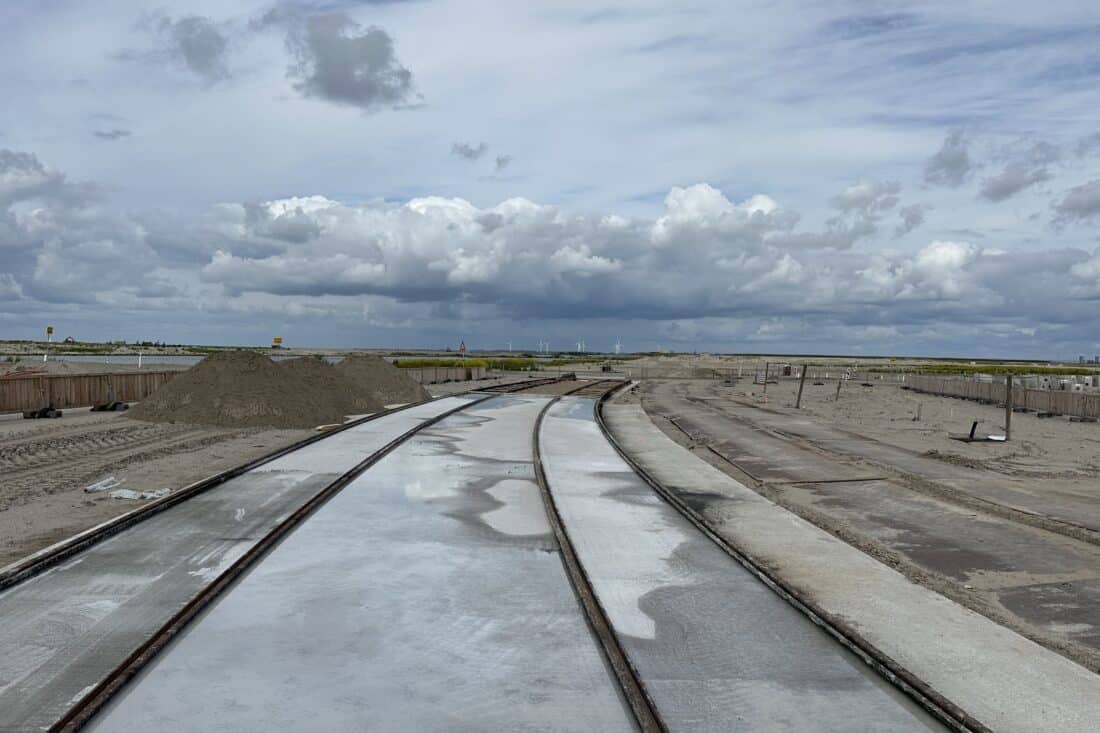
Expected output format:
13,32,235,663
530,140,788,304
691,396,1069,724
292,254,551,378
46,326,53,335
273,337,283,345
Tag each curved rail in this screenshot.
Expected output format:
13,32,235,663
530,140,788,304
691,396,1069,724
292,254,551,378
531,379,664,732
51,393,498,733
593,382,985,733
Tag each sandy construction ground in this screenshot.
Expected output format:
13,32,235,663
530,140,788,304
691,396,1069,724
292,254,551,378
640,377,1100,670
0,408,308,568
741,376,1100,480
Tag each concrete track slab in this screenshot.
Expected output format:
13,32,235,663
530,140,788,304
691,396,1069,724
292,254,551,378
87,395,634,732
604,401,1100,733
540,397,942,732
0,396,477,732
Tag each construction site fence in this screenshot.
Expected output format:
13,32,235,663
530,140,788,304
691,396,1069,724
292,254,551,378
0,371,178,413
902,374,1100,419
402,366,488,384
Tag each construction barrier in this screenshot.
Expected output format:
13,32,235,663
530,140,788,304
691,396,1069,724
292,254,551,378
401,366,488,384
0,371,178,414
905,374,1100,419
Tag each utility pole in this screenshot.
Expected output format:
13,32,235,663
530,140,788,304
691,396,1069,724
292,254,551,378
795,363,808,408
1005,374,1013,441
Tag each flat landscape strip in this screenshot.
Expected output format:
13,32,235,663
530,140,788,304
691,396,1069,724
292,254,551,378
600,398,1100,733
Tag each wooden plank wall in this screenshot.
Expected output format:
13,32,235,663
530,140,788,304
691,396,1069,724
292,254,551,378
0,371,179,413
401,366,488,384
906,374,1100,419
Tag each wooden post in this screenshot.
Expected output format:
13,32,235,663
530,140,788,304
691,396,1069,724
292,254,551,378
835,376,843,401
1005,374,1013,441
762,362,769,395
795,364,808,408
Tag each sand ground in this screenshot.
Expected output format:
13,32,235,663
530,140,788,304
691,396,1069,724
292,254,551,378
639,378,1100,671
0,407,309,568
741,375,1100,479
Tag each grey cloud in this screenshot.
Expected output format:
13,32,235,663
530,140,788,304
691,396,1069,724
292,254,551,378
1076,133,1100,157
451,142,488,161
979,141,1059,201
823,13,920,40
494,154,512,172
244,202,323,243
143,14,231,83
980,164,1049,201
0,149,97,207
924,130,972,187
894,204,929,238
6,149,1100,354
1053,180,1100,224
284,14,416,110
92,129,132,141
829,179,900,213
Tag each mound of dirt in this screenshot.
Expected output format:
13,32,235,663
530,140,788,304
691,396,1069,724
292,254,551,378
334,354,431,405
128,351,359,429
276,357,384,415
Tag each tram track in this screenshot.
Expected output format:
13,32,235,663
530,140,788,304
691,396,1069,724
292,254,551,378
532,379,665,733
48,393,497,733
1,378,571,732
592,382,981,733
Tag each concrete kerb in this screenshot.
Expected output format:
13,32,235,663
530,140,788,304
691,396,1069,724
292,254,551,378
598,387,1100,733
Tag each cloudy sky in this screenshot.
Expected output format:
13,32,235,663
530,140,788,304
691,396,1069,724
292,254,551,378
3,1,1100,357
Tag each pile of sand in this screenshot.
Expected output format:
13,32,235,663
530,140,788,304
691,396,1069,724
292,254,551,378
277,356,384,415
128,351,387,429
334,354,431,405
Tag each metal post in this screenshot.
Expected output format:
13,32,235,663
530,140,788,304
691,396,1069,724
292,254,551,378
835,377,843,401
1005,374,1013,441
795,363,808,408
762,362,769,395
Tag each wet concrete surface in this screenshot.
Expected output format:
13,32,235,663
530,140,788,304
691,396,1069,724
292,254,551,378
603,400,1100,733
0,396,479,732
540,396,944,732
642,379,1100,661
86,395,635,732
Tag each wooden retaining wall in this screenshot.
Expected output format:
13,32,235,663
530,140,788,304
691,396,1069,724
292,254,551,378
401,366,488,384
0,371,178,413
905,374,1100,419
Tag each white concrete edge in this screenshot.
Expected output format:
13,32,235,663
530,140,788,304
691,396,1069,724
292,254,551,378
604,402,1100,733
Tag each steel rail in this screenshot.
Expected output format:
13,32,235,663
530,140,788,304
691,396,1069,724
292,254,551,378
481,373,576,392
0,376,566,593
531,380,665,733
593,382,987,733
52,391,501,733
